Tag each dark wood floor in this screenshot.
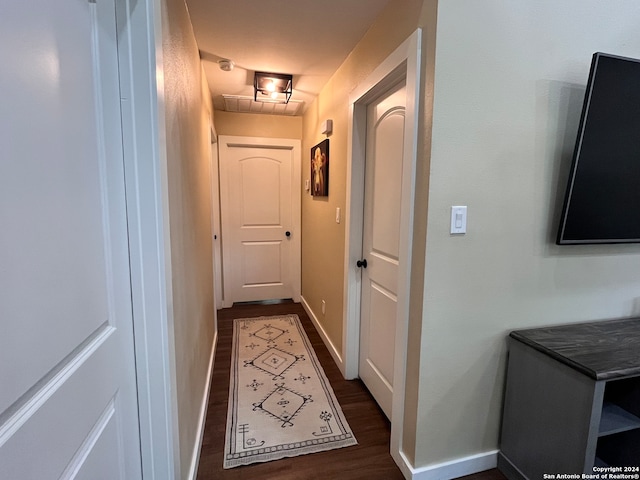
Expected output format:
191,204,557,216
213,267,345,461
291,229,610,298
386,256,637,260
196,301,507,480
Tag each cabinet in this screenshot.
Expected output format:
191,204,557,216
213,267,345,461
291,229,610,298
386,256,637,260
498,318,640,479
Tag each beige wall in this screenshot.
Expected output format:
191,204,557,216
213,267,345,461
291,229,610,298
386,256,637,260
301,0,430,357
215,110,302,139
155,0,640,473
413,0,640,468
301,0,437,466
300,1,438,464
304,0,640,472
161,0,215,477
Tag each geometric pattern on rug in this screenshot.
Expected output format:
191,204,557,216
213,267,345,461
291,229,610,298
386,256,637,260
244,345,305,380
224,314,357,468
252,383,312,427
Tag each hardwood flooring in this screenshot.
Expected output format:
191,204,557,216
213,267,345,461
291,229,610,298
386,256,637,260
195,301,507,480
196,301,403,479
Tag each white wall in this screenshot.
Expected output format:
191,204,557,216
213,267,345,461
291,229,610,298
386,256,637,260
413,0,640,467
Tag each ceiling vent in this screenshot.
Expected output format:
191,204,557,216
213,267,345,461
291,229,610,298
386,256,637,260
222,95,303,116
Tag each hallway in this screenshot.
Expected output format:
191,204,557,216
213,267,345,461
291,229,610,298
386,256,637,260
196,301,404,479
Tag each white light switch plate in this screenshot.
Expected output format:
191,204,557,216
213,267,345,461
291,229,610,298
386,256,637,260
450,206,467,234
336,207,341,224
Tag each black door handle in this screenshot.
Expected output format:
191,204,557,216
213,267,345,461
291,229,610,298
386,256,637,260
285,231,291,237
356,259,367,268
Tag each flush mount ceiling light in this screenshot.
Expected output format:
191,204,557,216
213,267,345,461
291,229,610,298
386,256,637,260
254,71,293,104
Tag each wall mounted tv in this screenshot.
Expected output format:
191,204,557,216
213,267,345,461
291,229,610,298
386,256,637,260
556,52,640,245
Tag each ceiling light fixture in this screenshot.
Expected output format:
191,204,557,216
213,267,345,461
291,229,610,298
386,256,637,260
254,71,293,104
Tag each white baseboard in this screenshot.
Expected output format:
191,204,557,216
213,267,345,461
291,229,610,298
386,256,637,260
397,449,498,480
187,330,218,480
300,296,344,374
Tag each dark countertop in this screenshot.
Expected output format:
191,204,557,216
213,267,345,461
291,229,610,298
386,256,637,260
510,317,640,380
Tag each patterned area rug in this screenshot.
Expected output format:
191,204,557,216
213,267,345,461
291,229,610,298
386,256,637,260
223,314,357,468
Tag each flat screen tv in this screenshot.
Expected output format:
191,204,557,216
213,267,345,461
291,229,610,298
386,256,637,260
556,52,640,244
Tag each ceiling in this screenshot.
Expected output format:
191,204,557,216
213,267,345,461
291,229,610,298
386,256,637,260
185,0,392,115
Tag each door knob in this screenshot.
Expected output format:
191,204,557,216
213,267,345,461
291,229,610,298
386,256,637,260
285,231,291,237
356,259,367,268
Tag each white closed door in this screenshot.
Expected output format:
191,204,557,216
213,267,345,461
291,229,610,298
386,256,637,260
0,1,142,478
219,136,301,306
359,81,406,419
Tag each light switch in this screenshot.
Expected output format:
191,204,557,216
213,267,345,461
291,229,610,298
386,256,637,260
305,179,310,192
336,207,341,224
450,206,467,234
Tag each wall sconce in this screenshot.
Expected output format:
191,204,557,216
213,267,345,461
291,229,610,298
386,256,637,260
254,71,293,104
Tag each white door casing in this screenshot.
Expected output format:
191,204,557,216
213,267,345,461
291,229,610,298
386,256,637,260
344,29,422,470
211,139,224,310
359,81,407,419
0,1,142,478
219,136,301,307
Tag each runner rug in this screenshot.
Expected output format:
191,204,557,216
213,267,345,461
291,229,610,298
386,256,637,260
223,314,357,468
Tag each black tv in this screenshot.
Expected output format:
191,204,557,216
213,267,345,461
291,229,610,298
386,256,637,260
556,52,640,245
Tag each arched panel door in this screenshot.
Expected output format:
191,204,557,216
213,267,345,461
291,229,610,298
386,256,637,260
219,136,301,306
359,80,406,419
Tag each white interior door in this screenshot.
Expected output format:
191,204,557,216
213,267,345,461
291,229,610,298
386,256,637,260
219,136,301,306
0,1,142,478
359,81,407,419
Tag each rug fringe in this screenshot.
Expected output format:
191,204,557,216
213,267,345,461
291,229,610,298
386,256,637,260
224,436,358,469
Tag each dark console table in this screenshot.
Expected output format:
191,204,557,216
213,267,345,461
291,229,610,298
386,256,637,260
498,318,640,479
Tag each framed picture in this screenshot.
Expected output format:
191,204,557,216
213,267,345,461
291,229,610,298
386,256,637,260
311,139,329,196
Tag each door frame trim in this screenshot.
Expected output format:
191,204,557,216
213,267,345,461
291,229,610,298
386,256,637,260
116,0,180,477
210,131,224,311
343,28,422,463
217,135,302,308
